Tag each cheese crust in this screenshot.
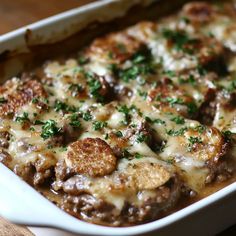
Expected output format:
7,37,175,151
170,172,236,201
1,0,236,226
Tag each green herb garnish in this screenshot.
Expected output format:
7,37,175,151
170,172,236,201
54,100,76,113
145,116,166,125
87,78,104,102
82,111,92,121
0,97,7,104
15,112,30,123
92,121,107,131
68,84,83,97
134,153,142,159
34,120,45,125
193,125,206,134
166,127,187,136
187,102,198,115
115,49,155,83
136,131,148,143
78,56,89,65
115,131,123,137
117,105,131,125
162,28,198,53
170,115,185,124
41,120,61,140
32,97,39,104
187,136,203,151
137,90,148,100
69,113,81,128
165,97,184,106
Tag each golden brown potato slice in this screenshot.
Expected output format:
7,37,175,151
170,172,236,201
182,2,213,23
66,138,117,177
86,31,143,64
178,127,226,162
162,126,226,163
126,21,158,44
148,80,196,118
125,161,171,190
195,37,223,65
0,78,47,117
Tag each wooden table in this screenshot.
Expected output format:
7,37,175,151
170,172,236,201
0,0,235,235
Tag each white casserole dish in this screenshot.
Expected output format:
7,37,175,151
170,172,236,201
0,0,236,235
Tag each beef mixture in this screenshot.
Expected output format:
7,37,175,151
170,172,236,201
1,0,236,226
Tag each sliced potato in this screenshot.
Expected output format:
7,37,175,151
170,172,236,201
125,161,171,190
86,31,143,64
66,138,117,177
0,78,47,117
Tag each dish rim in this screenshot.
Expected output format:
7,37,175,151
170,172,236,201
0,163,235,235
0,0,236,235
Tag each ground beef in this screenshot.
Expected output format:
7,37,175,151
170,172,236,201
57,176,181,226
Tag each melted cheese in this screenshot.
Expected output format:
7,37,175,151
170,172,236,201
1,0,236,225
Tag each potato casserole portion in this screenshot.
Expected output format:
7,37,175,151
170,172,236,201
1,0,236,226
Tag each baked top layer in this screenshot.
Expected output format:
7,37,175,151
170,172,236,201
1,0,236,226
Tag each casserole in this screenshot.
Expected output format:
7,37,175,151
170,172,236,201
0,0,236,235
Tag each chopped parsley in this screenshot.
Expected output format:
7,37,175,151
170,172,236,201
164,70,176,77
41,120,61,140
193,125,206,134
170,115,185,124
154,141,166,153
108,51,114,59
117,105,131,125
118,66,141,83
82,111,92,121
71,67,84,75
180,16,190,24
87,78,104,102
226,80,236,92
59,146,68,152
104,133,109,140
54,100,68,112
115,131,123,137
29,127,35,131
134,153,142,159
165,97,184,106
137,89,148,100
68,84,83,97
166,157,175,164
136,131,148,143
78,56,89,65
92,121,107,131
145,116,166,125
115,48,155,83
162,28,198,53
69,113,81,128
166,127,187,136
222,130,233,141
43,98,49,104
15,112,30,123
197,64,207,76
34,120,45,125
187,136,203,151
116,43,127,53
178,74,195,85
54,100,77,113
121,149,132,159
0,97,7,103
31,97,39,104
187,102,198,115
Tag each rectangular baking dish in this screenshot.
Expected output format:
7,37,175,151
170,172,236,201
0,0,236,235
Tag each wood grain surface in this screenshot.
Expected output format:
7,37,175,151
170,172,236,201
0,0,235,235
0,0,95,35
0,217,33,236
